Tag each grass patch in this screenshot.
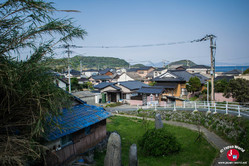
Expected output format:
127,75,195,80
95,116,218,166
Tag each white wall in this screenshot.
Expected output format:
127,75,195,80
117,73,134,82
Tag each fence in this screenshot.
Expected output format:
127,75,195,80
136,101,249,117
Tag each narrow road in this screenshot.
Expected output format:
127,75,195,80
113,113,237,166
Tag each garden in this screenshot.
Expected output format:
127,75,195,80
95,116,218,166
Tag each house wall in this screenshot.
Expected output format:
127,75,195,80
46,120,107,166
84,72,98,77
116,84,132,93
54,79,67,90
105,72,113,76
117,73,134,82
136,68,155,78
235,74,249,80
100,86,117,93
129,100,143,106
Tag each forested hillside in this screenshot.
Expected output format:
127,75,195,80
44,55,129,71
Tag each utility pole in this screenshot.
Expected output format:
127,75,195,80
80,60,83,77
67,45,71,93
197,34,216,103
209,35,216,103
57,44,82,93
207,81,209,104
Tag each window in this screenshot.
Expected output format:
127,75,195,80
138,71,144,74
181,88,188,96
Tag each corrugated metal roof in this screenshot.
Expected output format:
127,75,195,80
45,104,111,141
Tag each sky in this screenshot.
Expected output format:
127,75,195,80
50,0,249,66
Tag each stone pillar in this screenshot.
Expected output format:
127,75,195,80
104,132,122,166
129,144,137,166
155,113,163,129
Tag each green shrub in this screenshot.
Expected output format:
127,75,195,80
138,128,181,157
105,102,122,108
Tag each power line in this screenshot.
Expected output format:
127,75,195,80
75,35,212,49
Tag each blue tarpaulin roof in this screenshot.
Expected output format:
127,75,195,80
45,104,111,141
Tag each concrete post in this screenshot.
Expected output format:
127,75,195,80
225,103,228,114
173,102,176,111
213,103,217,114
193,101,198,113
207,103,211,114
237,106,241,117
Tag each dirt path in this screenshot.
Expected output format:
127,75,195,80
114,113,233,166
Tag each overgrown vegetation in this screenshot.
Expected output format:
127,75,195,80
123,109,249,162
95,116,217,166
224,78,249,102
138,128,181,157
0,0,86,165
105,102,122,108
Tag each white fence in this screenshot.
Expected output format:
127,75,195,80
137,101,249,117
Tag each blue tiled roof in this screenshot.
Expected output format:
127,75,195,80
45,104,111,141
137,86,165,94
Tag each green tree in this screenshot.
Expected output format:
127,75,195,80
215,79,228,93
71,77,80,90
0,0,86,165
148,81,156,86
243,68,249,74
224,78,249,102
186,76,201,93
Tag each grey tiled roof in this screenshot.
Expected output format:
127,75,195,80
137,86,165,94
94,82,120,90
99,68,115,75
223,69,242,74
154,70,207,83
118,81,149,90
91,75,112,80
94,81,148,91
188,65,210,69
126,72,143,80
192,73,208,84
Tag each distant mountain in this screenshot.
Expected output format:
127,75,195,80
44,55,129,72
131,64,145,68
166,60,196,67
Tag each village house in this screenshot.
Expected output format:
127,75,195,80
152,67,168,78
94,81,149,103
45,97,110,166
64,69,81,78
54,77,69,91
117,72,143,82
153,70,208,99
134,86,166,106
82,69,99,78
88,75,112,85
222,69,242,76
186,65,211,78
99,68,116,76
